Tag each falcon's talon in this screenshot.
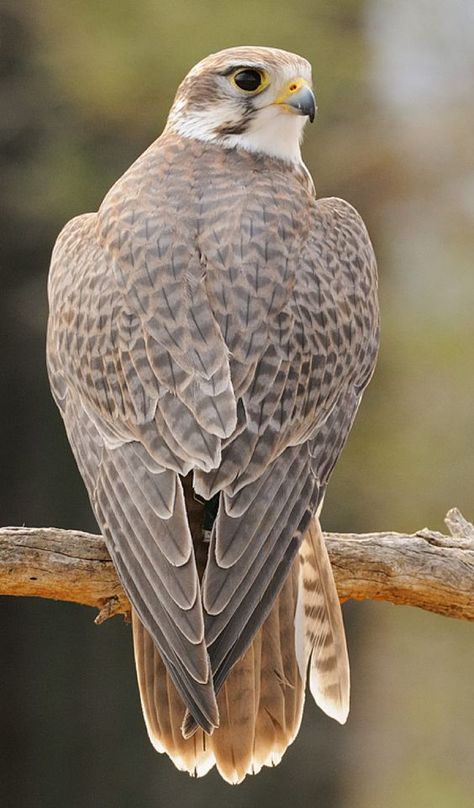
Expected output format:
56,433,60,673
94,596,121,624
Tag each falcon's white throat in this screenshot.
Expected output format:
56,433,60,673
170,101,308,164
166,50,314,165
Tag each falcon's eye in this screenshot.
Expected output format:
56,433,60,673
232,69,264,93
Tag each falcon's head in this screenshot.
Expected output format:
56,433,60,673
166,46,315,164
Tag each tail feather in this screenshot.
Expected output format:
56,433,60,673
296,517,350,724
132,557,305,783
252,600,287,773
133,612,214,776
132,517,349,783
209,639,259,782
279,558,306,742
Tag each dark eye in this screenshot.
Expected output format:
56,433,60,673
233,69,263,92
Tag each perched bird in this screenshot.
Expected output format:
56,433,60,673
47,46,379,783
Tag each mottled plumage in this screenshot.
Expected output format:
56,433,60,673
47,46,379,782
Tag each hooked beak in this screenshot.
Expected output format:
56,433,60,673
274,78,316,123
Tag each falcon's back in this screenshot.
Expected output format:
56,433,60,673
47,47,379,784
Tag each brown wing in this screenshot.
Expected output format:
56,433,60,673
198,194,379,697
47,208,227,731
47,135,379,732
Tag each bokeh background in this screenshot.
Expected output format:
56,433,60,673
1,1,473,806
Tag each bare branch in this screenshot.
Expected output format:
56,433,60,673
327,508,474,621
0,526,130,621
1,509,473,622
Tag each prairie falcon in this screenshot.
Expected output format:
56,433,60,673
47,46,379,783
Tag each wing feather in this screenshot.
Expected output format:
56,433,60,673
59,393,218,728
204,452,320,680
196,195,378,710
48,138,379,741
204,448,309,613
156,393,221,469
96,463,204,653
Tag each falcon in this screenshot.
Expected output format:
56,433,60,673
47,46,379,783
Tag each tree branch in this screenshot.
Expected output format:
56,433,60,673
1,509,473,623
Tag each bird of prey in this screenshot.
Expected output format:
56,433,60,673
47,46,379,783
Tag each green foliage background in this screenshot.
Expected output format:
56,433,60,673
1,1,473,806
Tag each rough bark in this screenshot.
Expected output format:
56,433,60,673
1,509,473,623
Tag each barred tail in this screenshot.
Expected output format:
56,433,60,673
132,556,305,784
295,517,350,724
132,517,348,783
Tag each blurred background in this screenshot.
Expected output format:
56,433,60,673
1,0,473,806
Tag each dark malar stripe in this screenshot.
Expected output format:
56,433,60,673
214,108,256,138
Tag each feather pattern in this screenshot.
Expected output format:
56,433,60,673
47,45,379,780
133,553,305,783
296,517,350,724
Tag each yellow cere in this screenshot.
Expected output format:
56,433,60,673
274,77,312,106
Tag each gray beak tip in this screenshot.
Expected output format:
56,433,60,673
286,86,317,123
